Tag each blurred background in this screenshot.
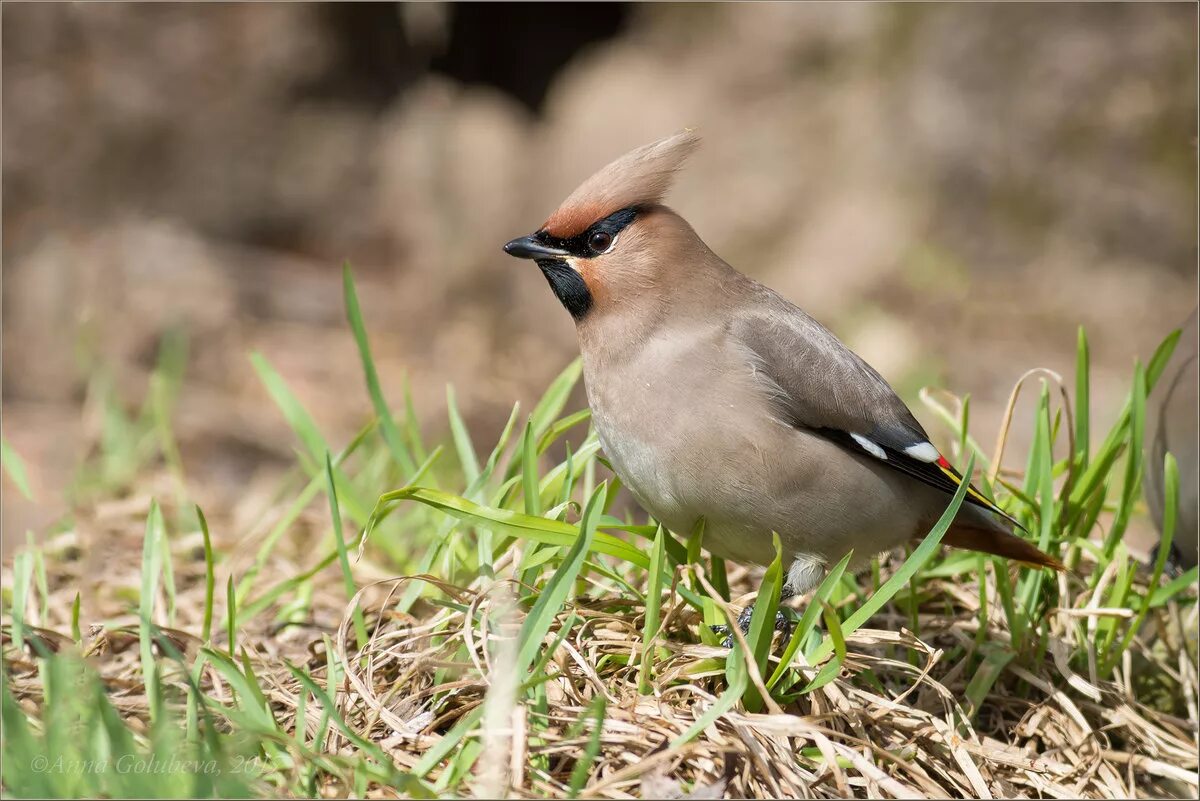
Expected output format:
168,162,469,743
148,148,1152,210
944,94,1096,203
3,3,1197,549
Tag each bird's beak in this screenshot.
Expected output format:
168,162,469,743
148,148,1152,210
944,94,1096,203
503,235,570,260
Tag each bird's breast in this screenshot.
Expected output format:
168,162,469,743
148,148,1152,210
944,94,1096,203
579,326,768,529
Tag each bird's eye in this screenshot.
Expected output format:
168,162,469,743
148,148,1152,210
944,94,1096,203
587,230,614,254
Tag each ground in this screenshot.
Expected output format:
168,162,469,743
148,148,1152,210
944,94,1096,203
2,285,1196,798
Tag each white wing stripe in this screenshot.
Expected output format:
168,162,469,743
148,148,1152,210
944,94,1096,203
851,433,887,461
903,442,940,462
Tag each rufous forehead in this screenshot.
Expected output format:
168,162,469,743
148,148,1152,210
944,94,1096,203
542,201,617,239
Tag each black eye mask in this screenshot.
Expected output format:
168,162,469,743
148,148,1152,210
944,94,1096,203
534,207,639,258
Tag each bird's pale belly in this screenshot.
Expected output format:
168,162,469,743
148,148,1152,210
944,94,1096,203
585,360,926,579
595,423,781,566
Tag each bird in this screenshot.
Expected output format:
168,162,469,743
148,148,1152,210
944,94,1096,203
1144,307,1198,571
503,130,1063,629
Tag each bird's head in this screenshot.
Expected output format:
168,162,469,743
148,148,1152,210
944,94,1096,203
503,130,700,320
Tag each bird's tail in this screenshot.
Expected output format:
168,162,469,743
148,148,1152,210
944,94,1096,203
942,521,1066,571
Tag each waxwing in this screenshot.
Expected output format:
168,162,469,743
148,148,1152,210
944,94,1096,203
504,131,1062,616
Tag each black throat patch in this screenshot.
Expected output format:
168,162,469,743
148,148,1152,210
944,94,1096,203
535,258,592,319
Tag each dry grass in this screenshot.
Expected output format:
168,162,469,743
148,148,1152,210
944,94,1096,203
2,271,1197,798
3,474,1197,799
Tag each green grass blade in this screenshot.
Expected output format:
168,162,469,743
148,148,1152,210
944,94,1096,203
483,404,522,487
1,437,34,500
1109,455,1182,671
566,696,607,797
149,343,189,505
1070,329,1179,530
770,551,852,689
1147,327,1183,388
516,483,605,678
139,501,165,723
446,385,481,485
520,612,580,692
963,644,1016,719
958,393,971,470
237,648,272,714
9,550,32,651
1014,383,1056,644
402,373,429,464
28,534,49,629
286,661,422,794
239,550,339,623
742,533,783,712
536,408,592,455
538,440,602,508
712,556,730,602
530,358,583,437
1149,566,1200,607
670,668,745,748
557,442,576,509
638,526,667,694
1100,362,1146,563
326,453,368,650
672,562,759,746
343,263,416,475
521,419,541,517
1075,326,1090,470
354,443,447,555
197,505,216,644
237,418,378,602
2,669,50,797
369,486,649,569
993,558,1022,648
160,522,177,630
973,553,990,647
802,602,846,693
684,519,724,644
226,575,237,656
250,351,327,463
71,592,82,644
201,649,278,729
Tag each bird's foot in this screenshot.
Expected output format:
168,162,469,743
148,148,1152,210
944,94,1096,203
1149,541,1186,578
710,605,793,649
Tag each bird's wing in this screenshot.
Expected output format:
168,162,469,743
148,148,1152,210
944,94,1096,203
731,294,1020,527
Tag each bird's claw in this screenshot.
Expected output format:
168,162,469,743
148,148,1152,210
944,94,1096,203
710,605,793,649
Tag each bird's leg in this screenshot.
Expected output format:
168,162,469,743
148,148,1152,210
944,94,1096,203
711,587,796,649
710,556,826,648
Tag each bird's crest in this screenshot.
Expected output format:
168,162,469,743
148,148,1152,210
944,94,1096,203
543,129,700,238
